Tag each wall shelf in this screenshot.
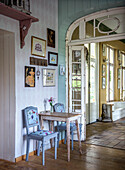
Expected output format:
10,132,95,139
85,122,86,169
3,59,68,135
0,3,39,48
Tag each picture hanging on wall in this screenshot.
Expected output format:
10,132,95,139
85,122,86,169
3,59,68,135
60,65,65,75
118,79,120,89
47,28,55,48
43,69,55,87
117,68,120,79
102,64,106,76
31,36,46,57
25,66,35,87
102,77,106,89
48,51,58,66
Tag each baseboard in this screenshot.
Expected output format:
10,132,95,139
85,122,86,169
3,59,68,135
15,140,64,163
15,150,37,162
59,139,64,144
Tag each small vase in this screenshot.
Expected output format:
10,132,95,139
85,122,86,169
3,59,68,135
50,105,53,113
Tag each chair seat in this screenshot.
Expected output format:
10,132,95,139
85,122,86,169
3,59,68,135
29,130,55,140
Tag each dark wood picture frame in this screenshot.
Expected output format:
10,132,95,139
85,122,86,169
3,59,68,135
48,51,58,66
25,66,35,87
47,28,55,48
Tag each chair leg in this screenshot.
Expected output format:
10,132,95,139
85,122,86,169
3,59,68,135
54,136,57,159
42,139,45,166
37,141,40,156
26,138,30,161
80,125,82,140
57,132,60,148
64,130,67,144
71,131,74,150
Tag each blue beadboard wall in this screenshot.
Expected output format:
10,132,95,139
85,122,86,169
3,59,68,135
58,0,125,106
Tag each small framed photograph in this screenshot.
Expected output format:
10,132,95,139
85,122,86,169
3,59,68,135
117,68,120,79
47,28,55,48
102,44,106,56
60,65,65,75
48,51,58,66
25,66,35,87
43,69,55,87
31,36,46,57
117,50,120,61
102,64,106,76
118,79,120,89
102,77,106,89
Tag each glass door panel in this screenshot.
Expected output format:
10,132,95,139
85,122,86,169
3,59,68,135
71,50,81,112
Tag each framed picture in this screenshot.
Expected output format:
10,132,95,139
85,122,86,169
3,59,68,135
102,77,106,89
47,28,55,48
43,69,55,87
31,36,46,57
48,51,58,66
117,50,120,61
60,65,65,75
102,44,106,56
117,68,120,79
118,79,120,89
102,64,106,76
25,66,35,87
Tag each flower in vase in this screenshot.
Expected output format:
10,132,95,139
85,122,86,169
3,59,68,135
48,97,55,107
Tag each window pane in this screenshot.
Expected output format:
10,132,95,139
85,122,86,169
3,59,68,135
90,62,95,103
122,53,125,66
72,63,81,75
71,26,79,40
110,65,114,100
86,20,94,38
72,88,81,100
90,43,96,58
72,101,81,112
95,13,125,37
106,64,109,101
123,69,125,100
110,48,114,64
72,50,81,62
72,76,81,88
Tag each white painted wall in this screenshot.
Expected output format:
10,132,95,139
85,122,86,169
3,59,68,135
0,0,58,160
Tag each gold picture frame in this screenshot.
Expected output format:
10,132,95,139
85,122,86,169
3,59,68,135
31,36,46,57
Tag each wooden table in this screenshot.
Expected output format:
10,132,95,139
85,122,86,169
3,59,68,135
39,111,82,162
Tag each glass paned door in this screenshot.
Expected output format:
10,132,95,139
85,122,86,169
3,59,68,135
69,46,85,141
69,44,99,125
69,47,84,113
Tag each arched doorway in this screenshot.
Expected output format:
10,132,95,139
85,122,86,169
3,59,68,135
65,7,125,141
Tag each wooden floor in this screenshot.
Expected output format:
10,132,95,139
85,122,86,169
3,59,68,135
0,118,125,170
86,117,125,150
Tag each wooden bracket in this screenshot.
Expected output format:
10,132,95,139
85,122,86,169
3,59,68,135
20,19,32,48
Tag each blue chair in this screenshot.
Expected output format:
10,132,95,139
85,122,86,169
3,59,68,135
23,106,58,166
53,103,82,150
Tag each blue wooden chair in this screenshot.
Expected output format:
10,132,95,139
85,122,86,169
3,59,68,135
53,103,82,150
23,106,58,166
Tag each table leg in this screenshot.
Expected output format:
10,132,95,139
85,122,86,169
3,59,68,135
75,119,82,154
66,119,70,162
39,115,44,130
50,121,54,147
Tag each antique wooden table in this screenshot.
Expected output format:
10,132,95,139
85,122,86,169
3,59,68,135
39,111,82,162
